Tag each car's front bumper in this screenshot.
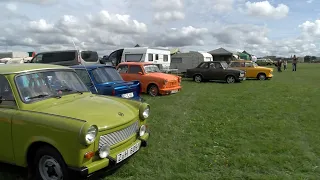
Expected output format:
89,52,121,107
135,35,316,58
159,86,182,95
68,132,150,179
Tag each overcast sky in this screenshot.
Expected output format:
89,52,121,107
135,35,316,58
0,0,319,57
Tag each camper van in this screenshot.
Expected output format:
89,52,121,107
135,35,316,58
170,51,213,74
106,47,171,69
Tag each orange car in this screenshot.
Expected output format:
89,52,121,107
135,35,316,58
116,62,182,96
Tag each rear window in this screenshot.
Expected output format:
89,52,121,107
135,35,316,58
92,67,123,83
81,51,99,62
125,54,143,62
42,52,76,63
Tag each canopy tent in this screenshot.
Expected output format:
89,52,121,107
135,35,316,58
208,47,234,63
237,52,250,60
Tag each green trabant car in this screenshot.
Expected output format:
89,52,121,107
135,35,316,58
0,64,150,179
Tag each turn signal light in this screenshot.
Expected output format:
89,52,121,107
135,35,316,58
84,151,95,159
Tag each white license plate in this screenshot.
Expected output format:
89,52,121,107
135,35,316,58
116,142,140,163
243,77,246,80
171,90,179,94
121,92,134,98
240,74,244,77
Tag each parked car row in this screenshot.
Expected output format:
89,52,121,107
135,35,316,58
186,60,273,83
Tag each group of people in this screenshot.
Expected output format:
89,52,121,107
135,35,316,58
276,55,298,72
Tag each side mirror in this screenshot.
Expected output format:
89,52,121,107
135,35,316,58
138,72,143,75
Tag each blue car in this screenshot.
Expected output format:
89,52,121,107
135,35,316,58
71,64,142,101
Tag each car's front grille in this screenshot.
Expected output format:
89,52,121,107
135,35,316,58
167,80,179,87
98,121,139,148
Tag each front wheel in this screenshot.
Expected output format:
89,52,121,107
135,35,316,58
257,73,266,80
148,84,159,97
194,75,202,83
226,75,236,84
34,146,69,180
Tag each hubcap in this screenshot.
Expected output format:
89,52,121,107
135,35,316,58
227,76,235,83
149,86,158,96
39,155,63,180
195,76,201,82
259,75,266,80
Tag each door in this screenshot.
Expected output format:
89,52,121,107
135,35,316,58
212,62,225,80
0,75,16,163
126,65,146,92
244,62,256,78
204,62,220,80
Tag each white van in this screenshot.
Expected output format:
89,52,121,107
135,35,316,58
106,47,171,69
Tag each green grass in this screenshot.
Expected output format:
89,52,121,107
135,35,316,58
2,63,320,180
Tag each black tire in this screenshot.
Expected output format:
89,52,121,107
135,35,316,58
147,84,159,97
226,75,236,84
257,73,266,80
193,75,202,83
33,146,69,180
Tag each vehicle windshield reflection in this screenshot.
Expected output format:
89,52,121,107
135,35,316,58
15,70,89,103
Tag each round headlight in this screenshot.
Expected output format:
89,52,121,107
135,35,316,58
85,125,98,144
99,144,110,159
142,107,150,119
139,125,146,137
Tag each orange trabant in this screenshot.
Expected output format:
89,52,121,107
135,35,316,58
116,62,182,96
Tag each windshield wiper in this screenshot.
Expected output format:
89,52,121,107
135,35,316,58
57,88,83,94
28,94,62,100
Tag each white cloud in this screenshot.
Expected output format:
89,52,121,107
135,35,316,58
299,20,320,37
5,3,17,11
151,0,185,23
306,0,313,3
245,1,289,19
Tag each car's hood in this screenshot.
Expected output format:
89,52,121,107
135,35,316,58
32,94,138,131
145,72,179,81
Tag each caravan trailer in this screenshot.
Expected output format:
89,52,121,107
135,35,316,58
170,51,213,74
106,47,171,69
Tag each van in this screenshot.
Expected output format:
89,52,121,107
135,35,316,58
30,50,100,66
105,47,171,69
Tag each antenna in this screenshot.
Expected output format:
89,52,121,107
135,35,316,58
71,40,98,93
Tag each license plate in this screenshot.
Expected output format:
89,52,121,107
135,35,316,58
116,142,140,163
121,92,134,98
171,90,179,94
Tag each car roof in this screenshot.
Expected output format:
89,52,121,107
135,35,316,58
118,62,153,65
0,63,71,75
71,64,114,70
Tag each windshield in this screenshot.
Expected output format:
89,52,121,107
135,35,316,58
221,62,229,69
92,67,123,83
143,64,161,73
15,70,89,103
81,51,99,62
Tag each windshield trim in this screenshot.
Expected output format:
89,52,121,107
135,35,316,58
14,69,90,104
92,66,123,83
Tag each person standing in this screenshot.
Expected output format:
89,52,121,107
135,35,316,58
292,55,297,71
277,59,282,72
283,59,287,70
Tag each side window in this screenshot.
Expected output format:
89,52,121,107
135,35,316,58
230,62,240,67
125,54,143,62
32,54,43,63
214,62,222,69
117,65,129,73
245,62,253,67
163,55,168,62
209,62,216,69
172,58,182,63
108,51,118,65
148,54,153,62
198,62,209,68
155,54,159,60
128,65,143,74
240,62,245,67
0,75,15,106
74,69,92,86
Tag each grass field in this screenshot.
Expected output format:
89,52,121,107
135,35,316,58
1,63,320,180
